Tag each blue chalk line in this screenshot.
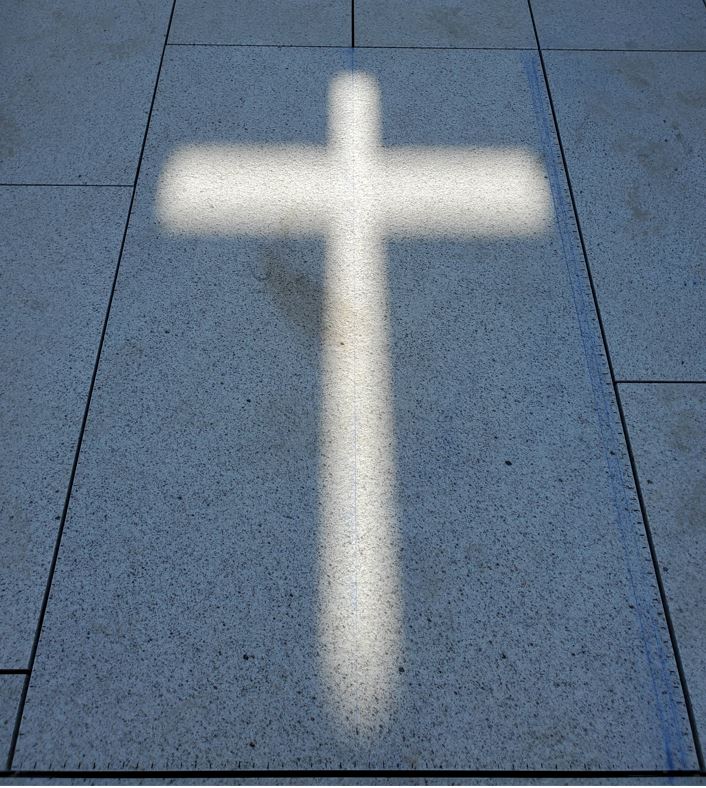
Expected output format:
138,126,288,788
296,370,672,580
522,52,693,769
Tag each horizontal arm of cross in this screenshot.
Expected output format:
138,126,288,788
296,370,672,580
158,144,334,236
158,144,550,239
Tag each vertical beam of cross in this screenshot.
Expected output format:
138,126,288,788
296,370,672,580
318,73,402,732
157,70,550,733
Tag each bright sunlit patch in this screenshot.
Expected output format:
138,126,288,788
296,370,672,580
157,70,551,733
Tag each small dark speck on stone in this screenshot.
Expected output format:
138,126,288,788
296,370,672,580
505,460,512,466
398,666,405,673
246,398,251,403
243,654,249,660
248,741,256,748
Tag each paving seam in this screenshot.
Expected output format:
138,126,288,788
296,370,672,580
4,0,179,771
1,768,704,779
166,43,539,50
0,183,133,188
164,44,706,53
618,381,706,385
543,48,706,52
522,7,703,769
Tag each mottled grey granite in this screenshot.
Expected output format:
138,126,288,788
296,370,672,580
169,0,350,46
0,0,172,184
532,0,706,51
620,383,706,762
1,675,23,768
355,0,535,48
13,47,696,770
0,186,131,667
544,51,706,380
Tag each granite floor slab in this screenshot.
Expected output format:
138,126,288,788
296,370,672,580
12,47,697,770
354,0,535,49
0,186,131,667
530,0,706,51
0,676,23,769
168,0,351,46
620,383,706,762
544,51,706,381
0,0,172,184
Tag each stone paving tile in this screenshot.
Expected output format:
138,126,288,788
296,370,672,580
531,0,706,51
0,675,23,768
543,51,706,381
169,0,350,46
12,47,697,770
355,0,535,48
0,0,172,184
0,186,131,667
620,383,706,762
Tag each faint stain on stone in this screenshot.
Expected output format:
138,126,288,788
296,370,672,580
424,6,472,44
258,243,323,338
626,185,652,223
677,476,706,533
0,113,23,159
0,507,30,567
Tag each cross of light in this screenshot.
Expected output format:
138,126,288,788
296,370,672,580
157,71,550,733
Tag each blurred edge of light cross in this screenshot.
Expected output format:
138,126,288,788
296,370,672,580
156,71,551,733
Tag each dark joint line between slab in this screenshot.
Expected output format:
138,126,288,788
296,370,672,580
617,380,706,385
164,43,706,53
526,0,705,770
1,769,705,779
543,47,706,52
165,42,539,51
4,0,179,772
0,669,29,675
0,183,132,188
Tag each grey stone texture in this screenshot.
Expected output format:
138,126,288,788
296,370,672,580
0,0,172,184
0,675,23,768
169,0,351,46
0,186,131,667
620,383,706,762
355,0,535,48
12,47,696,770
531,0,706,51
544,51,706,381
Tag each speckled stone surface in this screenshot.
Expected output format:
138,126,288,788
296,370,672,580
0,186,131,667
544,51,706,381
0,0,172,184
531,0,706,51
168,0,350,46
620,383,706,762
12,47,696,770
355,0,535,48
0,675,23,768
